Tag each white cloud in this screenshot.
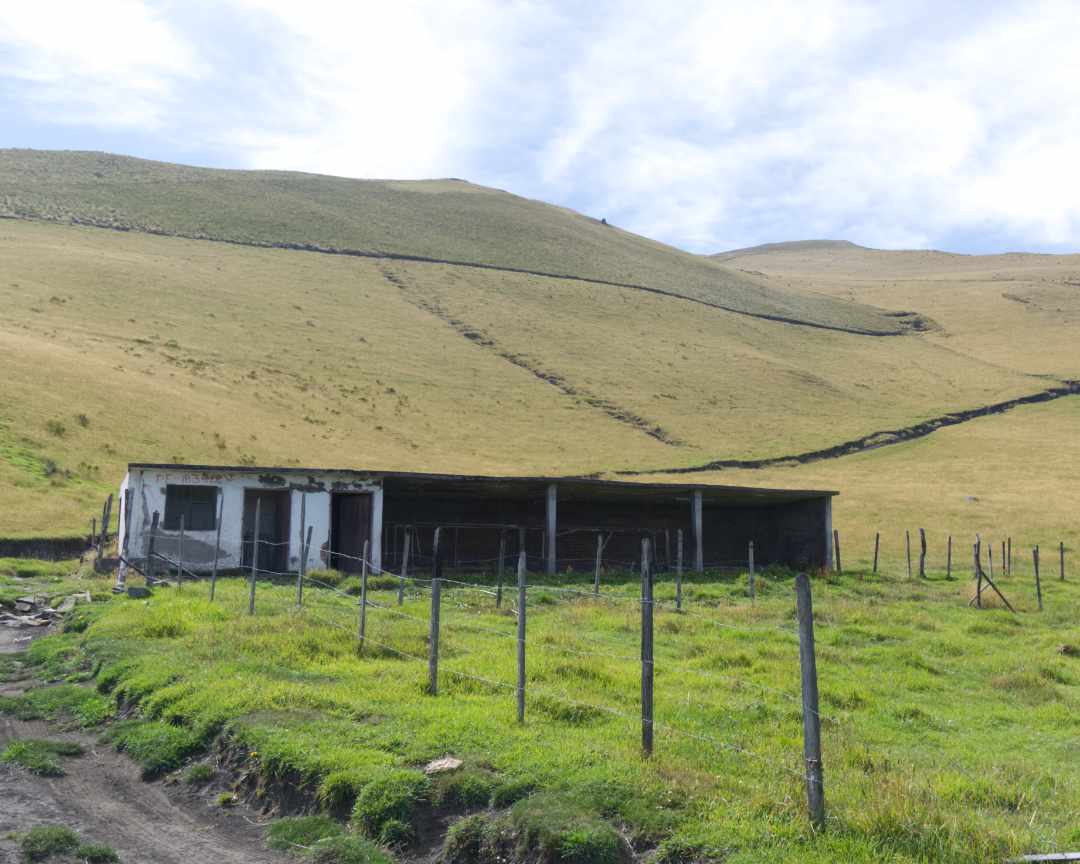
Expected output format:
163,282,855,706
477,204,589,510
0,0,198,128
2,0,1080,252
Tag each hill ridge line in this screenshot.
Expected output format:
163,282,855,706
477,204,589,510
618,381,1080,475
0,213,906,337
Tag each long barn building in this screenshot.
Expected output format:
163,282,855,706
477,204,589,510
116,463,836,576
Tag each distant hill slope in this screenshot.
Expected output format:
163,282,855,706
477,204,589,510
0,149,906,335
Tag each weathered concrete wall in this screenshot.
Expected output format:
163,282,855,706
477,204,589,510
120,468,383,573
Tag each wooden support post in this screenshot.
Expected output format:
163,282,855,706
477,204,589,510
209,490,223,602
748,540,756,603
496,530,506,609
546,484,557,576
398,527,411,606
1007,537,1012,576
665,529,671,572
358,539,369,651
946,535,952,580
146,511,159,585
116,492,131,592
641,537,654,758
428,527,442,696
988,544,994,583
1002,541,1007,577
974,537,983,608
905,530,912,580
675,528,684,611
296,493,307,606
248,498,260,615
594,532,603,596
872,532,880,575
517,529,526,724
918,528,927,578
1033,545,1043,612
795,572,825,832
692,490,703,573
1061,541,1066,582
177,514,185,591
833,529,841,574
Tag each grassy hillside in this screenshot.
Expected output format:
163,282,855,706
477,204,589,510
0,149,904,335
0,219,1057,537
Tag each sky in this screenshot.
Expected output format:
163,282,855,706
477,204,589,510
2,0,1080,254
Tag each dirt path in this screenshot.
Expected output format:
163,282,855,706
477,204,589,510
0,629,287,864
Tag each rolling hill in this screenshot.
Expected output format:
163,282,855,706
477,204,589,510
1,150,1079,549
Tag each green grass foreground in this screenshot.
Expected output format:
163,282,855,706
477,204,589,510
9,566,1080,863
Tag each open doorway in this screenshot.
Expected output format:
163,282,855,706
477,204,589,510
330,493,372,573
242,489,291,572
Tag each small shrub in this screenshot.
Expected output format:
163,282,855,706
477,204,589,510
107,719,207,778
318,770,366,815
351,769,429,838
308,569,347,588
217,791,238,807
490,778,535,809
443,813,489,863
431,768,496,811
310,834,395,864
1,739,83,776
378,818,413,848
45,420,66,437
19,825,79,861
76,414,90,428
77,842,119,863
267,815,343,851
183,763,215,785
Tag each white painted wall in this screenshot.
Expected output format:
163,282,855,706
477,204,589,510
119,467,383,574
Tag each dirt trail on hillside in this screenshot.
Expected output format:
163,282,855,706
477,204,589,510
0,629,286,864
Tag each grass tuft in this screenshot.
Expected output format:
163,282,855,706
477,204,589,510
1,738,83,776
267,814,344,852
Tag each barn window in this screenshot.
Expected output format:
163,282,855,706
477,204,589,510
163,485,218,531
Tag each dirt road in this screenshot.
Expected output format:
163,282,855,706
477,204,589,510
0,627,287,863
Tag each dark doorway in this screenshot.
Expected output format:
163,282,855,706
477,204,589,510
331,493,372,573
242,489,291,572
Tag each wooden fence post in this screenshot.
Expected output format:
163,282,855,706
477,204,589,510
988,544,994,583
1007,537,1012,576
248,498,260,615
594,532,603,596
496,530,506,609
833,529,841,574
209,490,223,602
399,527,411,606
177,514,185,591
146,511,159,585
918,528,927,579
795,572,825,833
748,540,755,603
296,493,307,606
1002,541,1007,577
428,527,442,696
974,537,983,608
905,530,912,580
872,532,880,575
946,535,952,580
641,537,654,758
359,539,369,651
1033,545,1043,612
1060,541,1065,581
517,530,526,724
675,528,684,611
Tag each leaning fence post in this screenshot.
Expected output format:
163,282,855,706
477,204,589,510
905,530,912,580
833,529,841,574
974,537,983,608
872,532,880,575
428,527,442,696
594,532,603,596
248,498,261,615
359,539,370,651
296,493,307,606
209,490,223,602
675,528,684,611
146,511,159,585
177,514,185,591
399,527,411,606
517,529,526,724
918,528,926,579
946,535,952,580
496,530,506,609
1033,545,1043,612
641,537,654,758
795,572,825,832
748,540,756,603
